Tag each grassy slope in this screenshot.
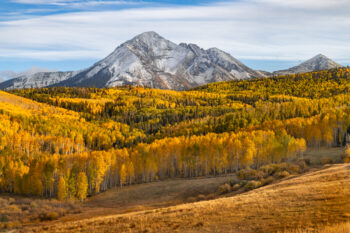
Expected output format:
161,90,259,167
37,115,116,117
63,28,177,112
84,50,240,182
66,175,236,221
21,160,349,233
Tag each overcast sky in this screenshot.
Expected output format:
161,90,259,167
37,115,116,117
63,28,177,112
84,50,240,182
0,0,349,79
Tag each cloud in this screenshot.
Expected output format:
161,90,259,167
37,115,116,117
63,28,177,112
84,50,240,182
11,0,77,5
10,0,142,7
1,0,350,64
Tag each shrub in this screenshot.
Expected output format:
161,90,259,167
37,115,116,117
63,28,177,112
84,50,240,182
237,169,266,180
244,181,262,191
58,208,67,216
4,221,20,229
39,211,59,221
296,159,308,171
229,178,240,187
232,183,241,191
206,193,216,200
276,171,290,178
30,201,38,209
261,176,274,186
9,204,21,212
303,158,311,166
239,180,248,186
287,164,300,174
218,183,231,194
260,163,286,176
197,194,206,201
344,156,350,163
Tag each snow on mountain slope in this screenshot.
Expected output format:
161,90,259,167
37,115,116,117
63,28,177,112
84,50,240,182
0,71,78,90
53,31,265,90
273,54,342,76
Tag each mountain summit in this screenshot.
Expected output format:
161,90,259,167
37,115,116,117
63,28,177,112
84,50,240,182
0,32,265,90
55,31,264,90
273,54,342,76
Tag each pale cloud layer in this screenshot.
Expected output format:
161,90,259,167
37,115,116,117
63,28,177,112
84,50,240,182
1,0,350,64
10,0,144,7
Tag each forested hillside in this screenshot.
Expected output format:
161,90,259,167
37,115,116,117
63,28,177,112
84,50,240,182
1,67,350,200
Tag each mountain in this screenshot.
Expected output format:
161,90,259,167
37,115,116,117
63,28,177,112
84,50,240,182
0,67,57,82
0,71,77,90
273,54,342,76
55,32,264,90
0,32,265,91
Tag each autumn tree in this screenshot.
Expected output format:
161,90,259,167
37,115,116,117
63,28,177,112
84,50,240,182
57,177,67,201
76,172,88,201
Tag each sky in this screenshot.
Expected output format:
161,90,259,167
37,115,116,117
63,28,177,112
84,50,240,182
0,0,350,80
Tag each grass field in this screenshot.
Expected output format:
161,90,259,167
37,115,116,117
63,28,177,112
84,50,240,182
16,147,349,233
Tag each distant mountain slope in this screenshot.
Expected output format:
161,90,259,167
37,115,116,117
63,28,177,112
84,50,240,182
273,54,342,76
0,71,77,90
0,32,265,91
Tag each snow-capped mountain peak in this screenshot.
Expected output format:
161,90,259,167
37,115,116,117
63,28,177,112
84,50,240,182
50,31,265,90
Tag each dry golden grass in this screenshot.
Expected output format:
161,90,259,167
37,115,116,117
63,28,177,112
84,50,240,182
75,175,235,218
286,222,350,233
0,195,79,230
20,163,350,233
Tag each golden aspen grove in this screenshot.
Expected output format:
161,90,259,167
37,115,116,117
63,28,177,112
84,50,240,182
0,67,350,202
